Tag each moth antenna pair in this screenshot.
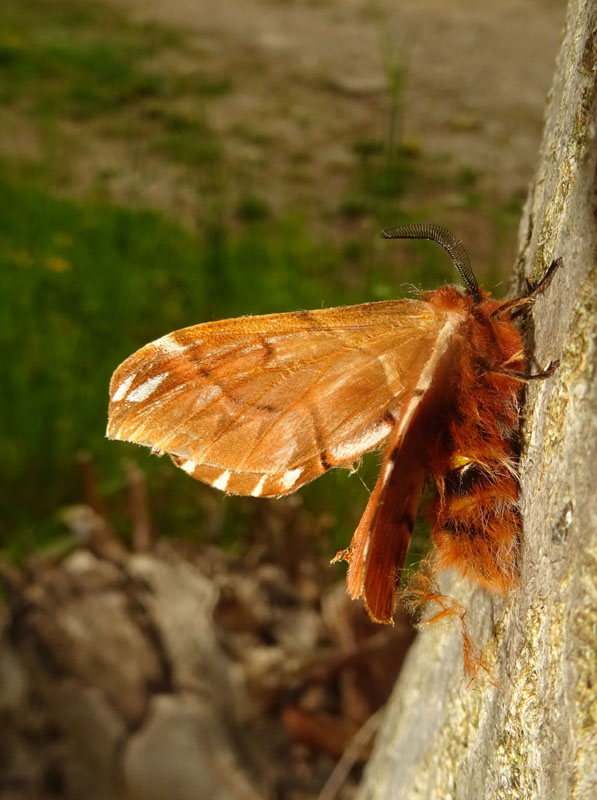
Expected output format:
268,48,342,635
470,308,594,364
383,224,561,382
380,223,481,302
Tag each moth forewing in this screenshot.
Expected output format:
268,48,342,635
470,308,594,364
107,299,453,500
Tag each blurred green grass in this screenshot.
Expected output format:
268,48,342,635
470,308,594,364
0,0,516,561
0,175,365,552
0,0,176,113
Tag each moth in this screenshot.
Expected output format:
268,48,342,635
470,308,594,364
107,224,559,633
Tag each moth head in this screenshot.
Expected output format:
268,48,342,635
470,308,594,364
380,223,482,304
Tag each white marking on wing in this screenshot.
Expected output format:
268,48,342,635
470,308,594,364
128,373,168,402
328,420,393,463
399,395,422,436
213,470,231,491
360,535,371,593
382,461,394,486
112,372,136,402
396,313,462,439
252,475,267,496
180,459,197,474
154,334,193,356
194,384,223,407
270,437,299,469
279,467,303,491
378,353,401,388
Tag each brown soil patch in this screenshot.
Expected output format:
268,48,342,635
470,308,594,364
99,0,566,261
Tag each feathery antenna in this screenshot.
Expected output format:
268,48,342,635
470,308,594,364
381,223,481,302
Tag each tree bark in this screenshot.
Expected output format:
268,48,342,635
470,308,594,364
357,2,597,799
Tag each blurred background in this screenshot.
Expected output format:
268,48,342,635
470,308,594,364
0,0,566,798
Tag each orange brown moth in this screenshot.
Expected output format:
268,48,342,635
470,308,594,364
107,224,560,648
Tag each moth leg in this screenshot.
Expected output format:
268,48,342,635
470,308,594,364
524,256,563,297
492,360,560,382
401,565,487,681
491,257,563,319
